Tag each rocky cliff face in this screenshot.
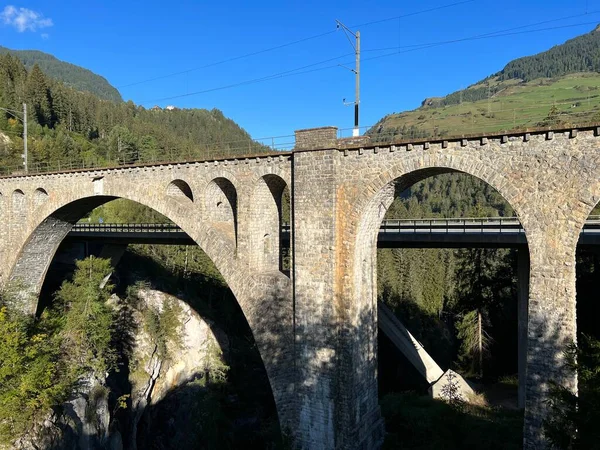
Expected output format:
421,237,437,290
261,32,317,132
14,287,226,450
126,288,228,449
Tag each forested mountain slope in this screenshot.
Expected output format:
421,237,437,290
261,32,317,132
370,25,600,141
0,46,122,102
495,24,600,82
379,174,517,374
0,54,264,171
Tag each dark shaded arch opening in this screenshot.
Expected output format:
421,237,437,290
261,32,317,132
576,204,600,339
33,187,49,207
11,188,26,223
205,177,238,244
17,195,282,447
166,179,194,202
356,168,528,445
576,209,600,340
252,174,290,274
566,203,600,446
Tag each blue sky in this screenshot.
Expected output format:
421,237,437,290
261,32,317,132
0,0,598,140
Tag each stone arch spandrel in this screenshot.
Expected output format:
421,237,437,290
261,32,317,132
571,170,600,241
347,152,527,231
249,163,292,192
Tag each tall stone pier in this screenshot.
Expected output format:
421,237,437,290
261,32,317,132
293,128,385,449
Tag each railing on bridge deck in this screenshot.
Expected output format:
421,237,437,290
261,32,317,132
379,217,524,234
70,216,600,237
71,222,183,233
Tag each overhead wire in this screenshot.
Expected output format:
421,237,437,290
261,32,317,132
119,0,477,90
117,30,338,89
141,18,600,104
363,13,600,53
348,0,475,28
140,52,354,104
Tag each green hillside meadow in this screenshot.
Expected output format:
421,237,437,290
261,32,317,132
371,72,600,140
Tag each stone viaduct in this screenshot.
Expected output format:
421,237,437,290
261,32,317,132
1,124,600,449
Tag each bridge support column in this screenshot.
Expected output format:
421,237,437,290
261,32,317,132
523,238,577,449
292,137,384,449
517,247,530,409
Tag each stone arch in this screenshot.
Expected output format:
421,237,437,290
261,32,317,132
204,177,238,242
574,174,600,242
348,162,531,431
8,188,293,434
33,188,49,207
166,179,193,202
11,189,26,223
250,174,289,273
574,194,600,388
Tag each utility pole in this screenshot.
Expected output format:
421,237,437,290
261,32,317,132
336,20,361,137
355,30,360,136
23,103,27,173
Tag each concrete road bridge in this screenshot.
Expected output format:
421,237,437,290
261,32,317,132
2,124,600,449
65,215,600,248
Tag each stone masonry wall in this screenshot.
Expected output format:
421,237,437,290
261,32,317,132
303,126,600,450
295,127,338,150
0,155,297,434
1,124,600,449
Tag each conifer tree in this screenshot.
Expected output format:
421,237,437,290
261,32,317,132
26,64,53,127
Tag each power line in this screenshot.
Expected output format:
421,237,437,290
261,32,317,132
117,30,337,89
353,20,600,67
118,0,476,90
348,0,475,28
362,15,600,53
140,53,353,104
141,19,600,105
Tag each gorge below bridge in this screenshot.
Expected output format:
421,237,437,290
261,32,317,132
1,124,600,449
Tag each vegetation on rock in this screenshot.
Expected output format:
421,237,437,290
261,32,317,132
0,257,115,445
